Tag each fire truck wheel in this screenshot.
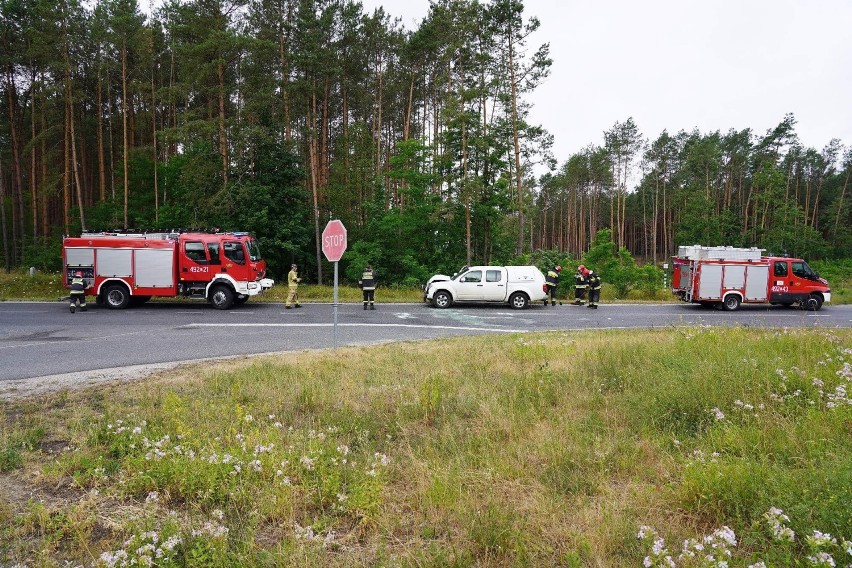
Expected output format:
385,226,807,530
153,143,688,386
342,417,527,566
104,284,130,309
805,294,823,311
210,285,235,310
722,294,741,311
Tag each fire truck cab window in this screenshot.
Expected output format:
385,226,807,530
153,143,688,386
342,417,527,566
773,261,788,277
223,241,245,264
791,262,811,279
207,243,220,264
185,242,207,263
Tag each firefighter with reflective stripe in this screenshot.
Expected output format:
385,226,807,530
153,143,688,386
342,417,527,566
285,264,302,309
587,268,602,309
573,265,589,305
69,271,87,313
544,265,561,306
359,265,376,310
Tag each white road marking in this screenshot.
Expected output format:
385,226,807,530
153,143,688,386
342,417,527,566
184,323,528,333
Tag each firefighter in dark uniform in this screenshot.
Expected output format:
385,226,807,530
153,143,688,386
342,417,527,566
587,268,602,309
69,271,87,313
573,265,589,305
544,265,561,306
359,265,376,310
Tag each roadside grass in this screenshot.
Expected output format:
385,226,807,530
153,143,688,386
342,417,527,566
1,327,850,566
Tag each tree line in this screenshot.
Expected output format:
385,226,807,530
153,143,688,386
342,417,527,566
1,0,849,285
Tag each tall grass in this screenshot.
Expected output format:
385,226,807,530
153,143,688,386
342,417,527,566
1,327,850,566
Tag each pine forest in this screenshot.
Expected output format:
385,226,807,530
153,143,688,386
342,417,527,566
1,0,850,285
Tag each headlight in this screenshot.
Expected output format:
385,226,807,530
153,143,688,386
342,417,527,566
248,282,258,290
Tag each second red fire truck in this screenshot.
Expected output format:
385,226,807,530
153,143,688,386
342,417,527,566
672,245,831,311
62,230,274,309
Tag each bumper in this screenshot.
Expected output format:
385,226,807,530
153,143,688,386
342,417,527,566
241,278,275,297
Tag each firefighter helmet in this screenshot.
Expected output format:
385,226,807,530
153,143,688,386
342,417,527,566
75,271,83,277
555,265,562,272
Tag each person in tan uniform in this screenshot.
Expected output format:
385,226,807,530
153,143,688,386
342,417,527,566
285,264,302,308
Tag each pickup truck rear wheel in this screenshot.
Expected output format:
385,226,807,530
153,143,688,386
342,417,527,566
432,290,452,309
509,292,529,310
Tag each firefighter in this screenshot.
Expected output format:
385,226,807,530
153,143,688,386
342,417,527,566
69,271,87,313
285,264,302,309
587,268,602,309
544,265,561,306
359,265,376,310
573,265,589,305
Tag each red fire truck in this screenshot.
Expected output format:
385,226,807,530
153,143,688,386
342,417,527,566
671,245,831,311
62,230,274,309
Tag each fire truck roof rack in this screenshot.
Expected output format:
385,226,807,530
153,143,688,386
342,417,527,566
80,228,224,239
677,245,765,261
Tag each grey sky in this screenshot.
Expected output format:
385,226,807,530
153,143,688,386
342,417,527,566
361,0,852,173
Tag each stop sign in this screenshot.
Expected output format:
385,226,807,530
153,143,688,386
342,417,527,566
321,220,347,262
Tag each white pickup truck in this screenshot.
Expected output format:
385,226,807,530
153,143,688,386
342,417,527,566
423,265,547,309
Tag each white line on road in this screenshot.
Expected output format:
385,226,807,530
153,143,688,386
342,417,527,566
183,323,528,333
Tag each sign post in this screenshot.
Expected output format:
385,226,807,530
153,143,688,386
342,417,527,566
321,220,347,348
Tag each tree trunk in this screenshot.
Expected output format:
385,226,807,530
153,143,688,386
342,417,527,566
0,157,9,272
5,68,24,262
30,75,38,238
151,53,159,223
507,33,524,255
122,40,130,228
309,92,322,285
97,74,106,202
64,99,71,233
218,61,228,186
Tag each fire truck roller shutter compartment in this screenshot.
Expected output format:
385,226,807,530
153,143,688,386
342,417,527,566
698,265,723,299
65,248,94,283
135,249,175,288
97,248,132,277
723,264,745,290
745,265,769,301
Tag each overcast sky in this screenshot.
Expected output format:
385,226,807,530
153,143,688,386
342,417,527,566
360,0,852,171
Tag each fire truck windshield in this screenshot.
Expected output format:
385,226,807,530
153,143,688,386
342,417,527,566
247,239,263,262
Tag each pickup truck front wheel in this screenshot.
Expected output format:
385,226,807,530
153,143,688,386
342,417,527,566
432,290,453,309
509,292,529,310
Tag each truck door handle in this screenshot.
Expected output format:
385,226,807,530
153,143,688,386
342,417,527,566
477,284,483,287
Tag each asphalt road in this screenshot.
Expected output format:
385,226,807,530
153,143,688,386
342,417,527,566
1,300,850,385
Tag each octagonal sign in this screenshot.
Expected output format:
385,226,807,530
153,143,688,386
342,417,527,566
322,219,347,262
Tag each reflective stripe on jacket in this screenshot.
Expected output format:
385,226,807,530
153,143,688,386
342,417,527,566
545,269,559,287
359,270,376,290
588,273,602,290
70,277,86,293
574,272,588,288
